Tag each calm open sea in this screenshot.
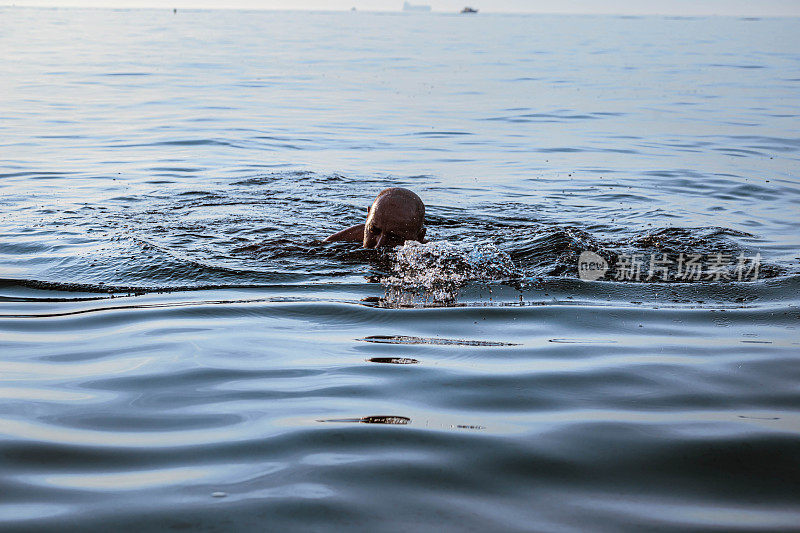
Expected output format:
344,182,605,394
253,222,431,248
1,6,799,531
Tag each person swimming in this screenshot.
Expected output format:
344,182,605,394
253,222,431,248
324,187,427,248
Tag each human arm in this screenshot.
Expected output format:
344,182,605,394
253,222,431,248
323,223,365,243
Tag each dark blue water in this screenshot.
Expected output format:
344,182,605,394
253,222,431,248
1,7,799,531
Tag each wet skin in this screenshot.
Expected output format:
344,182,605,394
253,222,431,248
324,188,426,249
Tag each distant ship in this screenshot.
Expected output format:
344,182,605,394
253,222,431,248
461,7,478,13
403,2,432,12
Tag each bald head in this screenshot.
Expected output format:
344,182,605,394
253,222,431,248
363,187,426,249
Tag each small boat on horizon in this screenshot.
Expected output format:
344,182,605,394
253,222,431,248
461,6,478,14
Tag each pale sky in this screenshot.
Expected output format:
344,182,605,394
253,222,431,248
3,0,800,16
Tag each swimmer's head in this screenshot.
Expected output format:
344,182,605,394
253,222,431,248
363,187,426,249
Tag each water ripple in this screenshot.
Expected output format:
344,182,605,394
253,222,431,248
2,7,799,531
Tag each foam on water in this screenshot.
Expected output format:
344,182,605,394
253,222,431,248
381,240,519,304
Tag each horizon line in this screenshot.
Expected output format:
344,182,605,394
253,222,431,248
2,3,799,18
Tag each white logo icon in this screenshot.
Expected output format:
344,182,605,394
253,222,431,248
578,251,608,281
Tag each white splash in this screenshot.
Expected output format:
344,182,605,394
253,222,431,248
381,240,518,304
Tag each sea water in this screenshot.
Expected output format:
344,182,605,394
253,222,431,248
1,7,799,531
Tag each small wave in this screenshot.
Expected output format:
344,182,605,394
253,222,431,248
0,171,76,179
109,139,235,148
149,167,206,174
0,277,303,297
317,416,410,425
707,63,765,69
359,335,517,347
507,226,609,276
103,72,151,76
367,357,420,364
408,131,474,137
483,110,625,123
